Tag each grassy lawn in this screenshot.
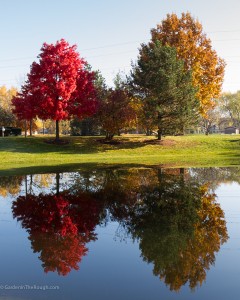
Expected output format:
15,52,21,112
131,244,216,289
0,134,240,175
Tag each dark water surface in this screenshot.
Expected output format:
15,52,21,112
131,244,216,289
0,167,240,299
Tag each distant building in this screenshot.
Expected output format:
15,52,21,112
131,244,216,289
224,126,238,134
218,118,232,131
38,129,49,134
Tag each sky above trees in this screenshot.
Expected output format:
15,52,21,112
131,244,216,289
1,0,240,92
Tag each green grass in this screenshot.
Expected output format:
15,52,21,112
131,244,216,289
0,134,240,175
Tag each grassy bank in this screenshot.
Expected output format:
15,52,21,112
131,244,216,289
0,134,240,175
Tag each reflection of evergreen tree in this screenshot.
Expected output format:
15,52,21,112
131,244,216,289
97,169,136,222
124,171,228,291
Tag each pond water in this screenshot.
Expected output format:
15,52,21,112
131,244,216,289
0,167,240,299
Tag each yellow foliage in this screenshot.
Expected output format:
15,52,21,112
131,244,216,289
0,176,23,197
0,85,18,111
151,12,225,116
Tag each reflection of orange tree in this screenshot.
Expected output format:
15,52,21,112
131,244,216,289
184,185,229,288
12,192,102,275
0,176,23,197
126,173,228,292
33,174,54,189
153,185,228,291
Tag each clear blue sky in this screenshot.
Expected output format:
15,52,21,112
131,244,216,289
1,0,240,92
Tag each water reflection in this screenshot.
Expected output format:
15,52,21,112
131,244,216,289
0,175,24,197
1,168,230,291
125,181,228,291
12,174,103,276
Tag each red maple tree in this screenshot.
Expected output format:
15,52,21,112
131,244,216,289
12,39,98,140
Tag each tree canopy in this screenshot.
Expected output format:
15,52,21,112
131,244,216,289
219,91,240,127
151,12,225,116
0,86,18,127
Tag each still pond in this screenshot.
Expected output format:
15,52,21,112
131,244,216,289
0,167,240,299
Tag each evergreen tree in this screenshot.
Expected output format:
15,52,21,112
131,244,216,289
131,41,199,140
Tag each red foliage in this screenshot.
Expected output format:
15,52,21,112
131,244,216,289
11,86,38,121
12,191,102,275
31,232,88,276
68,68,98,118
12,39,98,124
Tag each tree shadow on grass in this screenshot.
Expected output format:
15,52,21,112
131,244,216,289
0,136,148,155
214,151,240,165
228,139,240,143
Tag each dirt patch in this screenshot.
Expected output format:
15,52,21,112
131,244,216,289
97,139,121,145
44,139,70,145
143,139,177,146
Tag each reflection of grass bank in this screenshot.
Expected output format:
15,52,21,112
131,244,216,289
0,134,240,174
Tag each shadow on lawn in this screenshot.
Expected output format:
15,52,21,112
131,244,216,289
214,151,240,165
0,136,147,155
228,139,240,143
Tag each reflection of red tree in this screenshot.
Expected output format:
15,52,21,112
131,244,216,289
30,232,88,276
12,192,102,276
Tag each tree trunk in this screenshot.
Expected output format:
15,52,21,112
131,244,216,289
180,168,185,187
25,175,27,197
180,123,184,135
157,168,163,201
56,120,60,141
205,119,210,135
29,119,32,136
106,132,114,141
157,128,162,140
180,168,184,175
157,168,162,184
157,112,162,140
205,124,210,135
24,120,27,138
135,123,139,134
56,172,60,195
29,174,33,194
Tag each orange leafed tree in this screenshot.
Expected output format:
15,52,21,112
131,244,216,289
151,12,225,115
